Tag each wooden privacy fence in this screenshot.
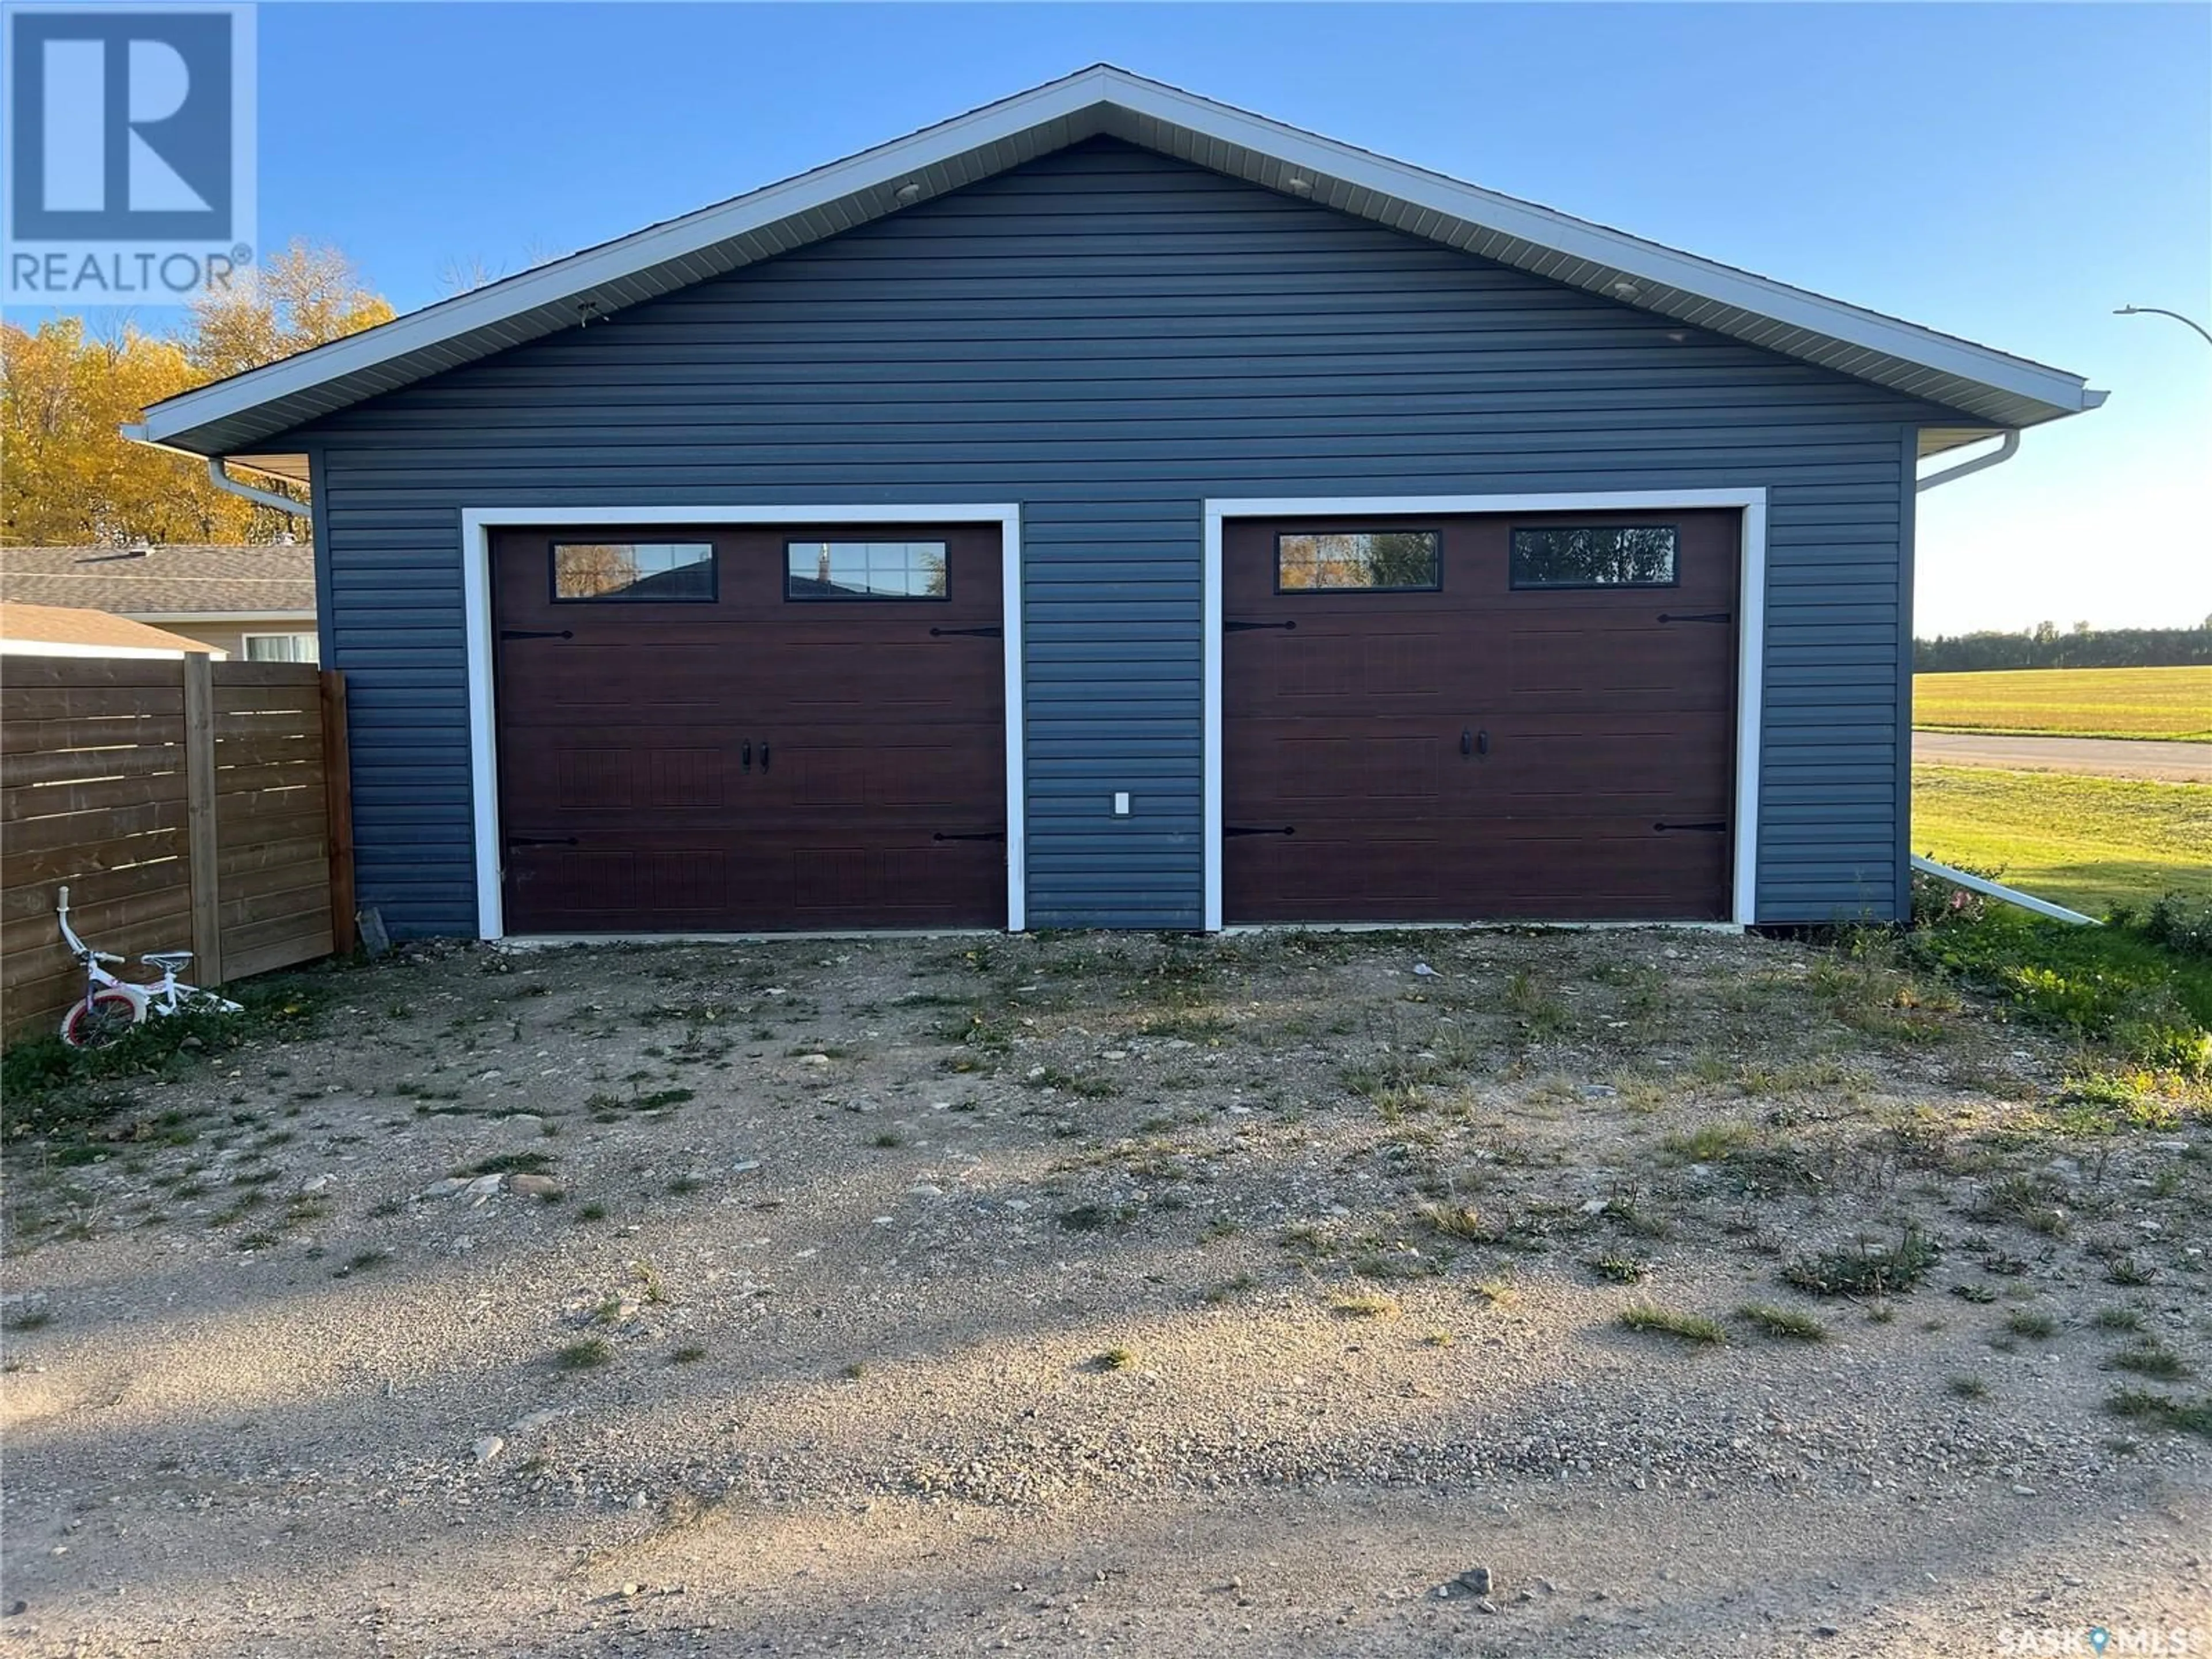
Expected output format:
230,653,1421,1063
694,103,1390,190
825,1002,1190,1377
2,655,354,1040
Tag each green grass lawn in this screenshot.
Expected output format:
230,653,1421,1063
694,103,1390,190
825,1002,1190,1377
1913,665,2212,742
1913,763,2212,914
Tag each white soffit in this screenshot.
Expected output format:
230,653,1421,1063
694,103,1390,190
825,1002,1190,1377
138,65,2103,457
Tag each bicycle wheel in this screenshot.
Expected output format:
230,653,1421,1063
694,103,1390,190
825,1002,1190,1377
60,988,144,1050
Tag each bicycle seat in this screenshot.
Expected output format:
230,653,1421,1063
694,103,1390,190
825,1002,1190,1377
141,951,194,972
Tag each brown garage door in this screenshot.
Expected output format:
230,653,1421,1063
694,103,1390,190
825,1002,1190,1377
1224,510,1739,923
492,523,1006,933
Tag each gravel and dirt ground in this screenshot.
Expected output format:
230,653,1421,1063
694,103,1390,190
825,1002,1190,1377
3,926,2207,1657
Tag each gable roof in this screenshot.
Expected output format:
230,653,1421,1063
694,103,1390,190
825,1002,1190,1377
135,64,2102,459
0,602,233,657
0,543,317,618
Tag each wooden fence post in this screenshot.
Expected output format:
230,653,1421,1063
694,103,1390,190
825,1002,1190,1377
321,669,357,956
182,652,223,985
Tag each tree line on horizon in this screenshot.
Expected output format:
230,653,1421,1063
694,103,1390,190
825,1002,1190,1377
1915,619,2212,673
1,243,392,547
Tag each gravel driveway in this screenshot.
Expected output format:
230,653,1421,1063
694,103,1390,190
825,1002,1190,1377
2,927,2206,1656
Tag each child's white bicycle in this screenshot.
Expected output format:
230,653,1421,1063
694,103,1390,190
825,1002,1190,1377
56,885,241,1049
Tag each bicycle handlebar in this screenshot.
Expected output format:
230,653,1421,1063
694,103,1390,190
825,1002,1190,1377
56,885,96,961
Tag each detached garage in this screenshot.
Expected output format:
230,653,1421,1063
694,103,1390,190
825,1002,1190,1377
130,67,2102,939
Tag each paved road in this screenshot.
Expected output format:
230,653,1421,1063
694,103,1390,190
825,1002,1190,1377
1913,730,2212,782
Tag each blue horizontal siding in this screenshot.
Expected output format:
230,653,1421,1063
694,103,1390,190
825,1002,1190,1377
293,138,1957,934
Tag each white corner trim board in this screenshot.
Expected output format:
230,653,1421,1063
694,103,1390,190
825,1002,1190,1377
1200,489,1770,931
459,503,1026,941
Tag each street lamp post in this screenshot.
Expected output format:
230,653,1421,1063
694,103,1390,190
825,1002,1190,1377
2115,305,2212,348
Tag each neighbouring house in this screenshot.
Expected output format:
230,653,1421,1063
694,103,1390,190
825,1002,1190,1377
0,543,318,663
126,66,2103,942
0,601,230,660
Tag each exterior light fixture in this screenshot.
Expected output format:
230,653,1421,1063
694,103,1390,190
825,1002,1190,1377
1610,279,1641,301
893,180,923,205
1284,176,1313,196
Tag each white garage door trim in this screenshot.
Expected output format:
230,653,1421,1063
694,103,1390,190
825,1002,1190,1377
460,503,1026,941
1200,488,1770,931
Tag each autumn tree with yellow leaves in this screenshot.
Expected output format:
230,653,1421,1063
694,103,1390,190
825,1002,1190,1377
1,241,393,546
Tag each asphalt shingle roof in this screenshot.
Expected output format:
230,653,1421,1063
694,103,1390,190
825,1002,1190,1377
0,544,316,617
0,601,231,654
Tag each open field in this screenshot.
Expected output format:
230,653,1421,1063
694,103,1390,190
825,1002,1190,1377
1914,665,2212,743
1912,764,2212,913
3,930,2206,1656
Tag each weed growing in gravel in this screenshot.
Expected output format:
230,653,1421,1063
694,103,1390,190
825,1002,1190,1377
3,1307,52,1332
1950,1283,1999,1305
1203,1275,1258,1306
1416,1202,1494,1243
2105,1388,2212,1440
576,1202,607,1222
1782,1227,1938,1297
2094,1307,2146,1332
1331,1290,1400,1319
1971,1173,2072,1238
1946,1376,1990,1400
465,1152,555,1177
2004,1310,2058,1340
1589,1253,1649,1285
1472,1278,1518,1308
1058,1203,1133,1233
870,1131,904,1149
670,1346,707,1364
2108,1340,2191,1381
2105,1255,2157,1287
335,1250,391,1277
1619,1304,1725,1345
1422,1330,1455,1348
1662,1123,1752,1164
840,1361,867,1380
1093,1347,1137,1370
555,1338,615,1370
1737,1304,1827,1342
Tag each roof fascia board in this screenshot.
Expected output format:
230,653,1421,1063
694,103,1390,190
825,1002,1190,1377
1096,77,2093,416
139,73,1123,444
139,63,2094,447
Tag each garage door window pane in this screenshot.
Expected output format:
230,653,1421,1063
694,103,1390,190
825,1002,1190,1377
1277,531,1440,592
786,541,948,600
553,543,715,601
1510,526,1677,588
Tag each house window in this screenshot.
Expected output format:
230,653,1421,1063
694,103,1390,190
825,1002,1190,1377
1509,525,1678,588
243,632,320,664
786,541,948,600
1276,531,1441,592
552,542,715,602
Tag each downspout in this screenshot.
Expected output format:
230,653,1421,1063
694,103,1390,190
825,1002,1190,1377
1904,429,2096,924
118,424,310,520
1916,430,2018,493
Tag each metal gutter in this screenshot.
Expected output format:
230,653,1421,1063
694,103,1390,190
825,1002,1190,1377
1916,430,2019,494
119,425,310,519
1911,855,2099,926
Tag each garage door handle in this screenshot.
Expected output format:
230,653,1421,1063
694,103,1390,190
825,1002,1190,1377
1225,824,1296,838
1463,728,1488,757
930,625,1003,638
759,743,770,772
499,628,573,641
934,830,1006,842
1657,612,1731,624
1653,820,1728,833
1225,619,1296,632
506,835,578,848
742,741,751,772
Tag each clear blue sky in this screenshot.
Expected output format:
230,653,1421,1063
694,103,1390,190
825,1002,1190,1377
49,3,2212,632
